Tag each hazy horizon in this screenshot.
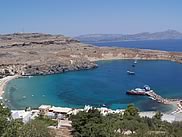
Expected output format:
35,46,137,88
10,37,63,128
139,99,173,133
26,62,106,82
0,29,181,36
0,0,182,36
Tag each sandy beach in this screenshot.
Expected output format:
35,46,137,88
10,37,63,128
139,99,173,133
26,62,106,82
0,75,20,98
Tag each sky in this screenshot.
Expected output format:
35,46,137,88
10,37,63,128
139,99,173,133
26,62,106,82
0,0,182,36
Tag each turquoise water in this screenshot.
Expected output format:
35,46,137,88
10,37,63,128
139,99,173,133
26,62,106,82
4,60,182,112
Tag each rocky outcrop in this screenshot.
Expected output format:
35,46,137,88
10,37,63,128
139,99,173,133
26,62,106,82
0,64,26,77
22,61,97,76
0,62,97,77
0,33,182,78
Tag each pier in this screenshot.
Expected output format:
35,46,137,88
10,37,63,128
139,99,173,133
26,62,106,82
146,91,182,114
127,86,182,114
145,90,170,104
145,90,181,105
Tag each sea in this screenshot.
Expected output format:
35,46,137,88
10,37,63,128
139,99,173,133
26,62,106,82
4,40,182,112
87,39,182,52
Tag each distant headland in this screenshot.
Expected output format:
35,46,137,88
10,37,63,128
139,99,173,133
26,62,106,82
75,30,182,42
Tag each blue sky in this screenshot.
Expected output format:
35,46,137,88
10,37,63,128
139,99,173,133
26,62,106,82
0,0,182,36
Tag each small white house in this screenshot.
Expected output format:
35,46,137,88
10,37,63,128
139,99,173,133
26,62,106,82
11,110,33,123
46,112,56,119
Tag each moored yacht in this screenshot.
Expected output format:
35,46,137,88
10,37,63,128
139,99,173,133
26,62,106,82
127,70,135,75
126,88,146,95
126,85,151,95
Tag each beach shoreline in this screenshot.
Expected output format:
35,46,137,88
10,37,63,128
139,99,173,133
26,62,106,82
0,72,181,115
0,75,20,98
0,74,181,115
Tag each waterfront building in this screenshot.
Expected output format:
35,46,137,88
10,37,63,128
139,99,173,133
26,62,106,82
39,105,51,115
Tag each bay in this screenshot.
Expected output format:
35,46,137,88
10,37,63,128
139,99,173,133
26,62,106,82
4,60,182,112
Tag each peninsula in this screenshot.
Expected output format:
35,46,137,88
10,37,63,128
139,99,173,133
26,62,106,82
0,33,182,79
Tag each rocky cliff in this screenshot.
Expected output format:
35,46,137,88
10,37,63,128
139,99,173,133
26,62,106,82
0,33,182,78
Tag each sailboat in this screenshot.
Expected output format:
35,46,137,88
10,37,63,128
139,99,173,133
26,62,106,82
127,70,135,75
134,60,137,64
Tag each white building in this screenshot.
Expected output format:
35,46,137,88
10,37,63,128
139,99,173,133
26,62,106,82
49,106,72,114
11,110,38,123
39,105,51,115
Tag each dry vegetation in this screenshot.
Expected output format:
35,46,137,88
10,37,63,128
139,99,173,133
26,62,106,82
0,33,182,78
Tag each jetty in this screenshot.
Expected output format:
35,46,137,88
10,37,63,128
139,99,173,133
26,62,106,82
145,91,170,104
127,86,182,114
145,90,181,105
127,86,181,105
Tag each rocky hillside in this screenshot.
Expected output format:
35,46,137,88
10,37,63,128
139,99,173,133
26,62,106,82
0,33,97,78
0,33,182,78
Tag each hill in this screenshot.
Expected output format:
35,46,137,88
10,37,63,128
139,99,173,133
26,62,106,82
0,33,182,78
75,30,182,42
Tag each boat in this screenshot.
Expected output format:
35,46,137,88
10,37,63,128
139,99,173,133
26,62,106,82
126,85,151,95
102,104,106,107
126,88,146,95
134,60,137,64
127,70,135,75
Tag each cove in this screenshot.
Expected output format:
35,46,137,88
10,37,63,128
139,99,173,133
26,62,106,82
4,60,182,112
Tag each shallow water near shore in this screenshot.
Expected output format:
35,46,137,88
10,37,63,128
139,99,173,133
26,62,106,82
4,60,182,112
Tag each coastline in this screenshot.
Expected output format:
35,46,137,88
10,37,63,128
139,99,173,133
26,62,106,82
1,74,180,115
0,75,20,98
0,33,181,125
0,61,181,115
